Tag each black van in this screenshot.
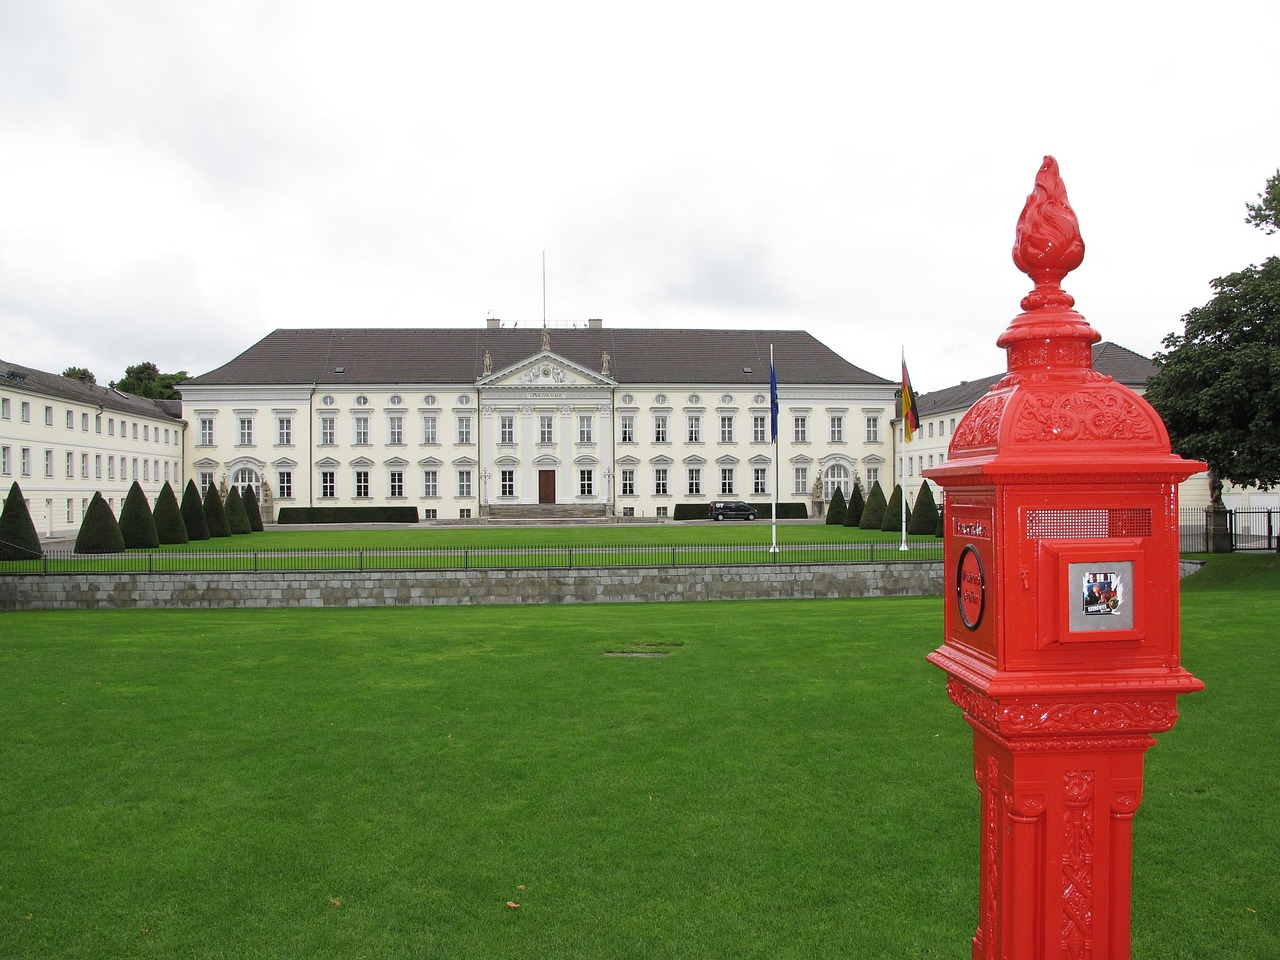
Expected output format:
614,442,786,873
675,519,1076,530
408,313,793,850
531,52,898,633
708,500,757,521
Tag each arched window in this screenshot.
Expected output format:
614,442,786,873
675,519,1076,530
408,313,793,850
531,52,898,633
823,464,850,501
232,467,260,497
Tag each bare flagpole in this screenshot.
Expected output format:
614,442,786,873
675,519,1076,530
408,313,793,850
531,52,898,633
900,345,910,551
770,344,779,556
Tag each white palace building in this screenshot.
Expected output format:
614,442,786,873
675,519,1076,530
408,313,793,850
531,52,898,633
176,320,899,522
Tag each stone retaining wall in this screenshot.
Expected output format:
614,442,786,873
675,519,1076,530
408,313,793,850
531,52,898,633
1,562,944,611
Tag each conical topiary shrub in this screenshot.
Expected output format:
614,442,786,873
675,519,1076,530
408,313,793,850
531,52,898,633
75,492,125,554
243,485,264,532
859,481,887,529
882,484,911,532
203,483,232,538
119,481,160,549
825,486,847,525
0,481,43,560
181,480,210,541
153,482,189,544
225,485,252,535
908,480,940,535
843,480,865,528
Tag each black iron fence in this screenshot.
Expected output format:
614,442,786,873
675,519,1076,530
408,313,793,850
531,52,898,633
1179,507,1279,553
1,540,946,576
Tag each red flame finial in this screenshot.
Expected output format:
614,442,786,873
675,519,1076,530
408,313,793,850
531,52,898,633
1013,156,1085,311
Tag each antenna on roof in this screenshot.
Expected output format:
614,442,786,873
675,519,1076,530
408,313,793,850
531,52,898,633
542,251,547,330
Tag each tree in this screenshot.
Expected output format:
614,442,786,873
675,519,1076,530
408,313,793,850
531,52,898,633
153,482,189,544
180,480,211,541
0,482,43,560
859,481,887,529
119,481,160,549
243,485,265,532
826,486,848,525
224,485,252,535
62,366,96,384
74,493,125,554
881,484,912,532
203,483,232,538
111,361,189,400
908,480,940,535
1147,172,1280,492
843,479,865,528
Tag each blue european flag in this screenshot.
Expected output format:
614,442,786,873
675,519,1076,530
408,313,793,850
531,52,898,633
769,353,778,443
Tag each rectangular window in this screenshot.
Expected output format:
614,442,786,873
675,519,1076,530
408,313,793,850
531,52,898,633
459,508,472,520
653,414,668,443
753,415,767,443
143,460,150,481
143,424,149,441
950,418,956,432
621,468,635,496
22,402,32,423
354,470,370,498
578,415,593,444
199,418,214,445
277,417,293,445
200,471,214,495
457,415,472,444
499,415,515,444
423,470,438,497
354,416,370,445
794,416,807,443
109,418,115,436
720,415,734,443
44,449,54,477
320,471,336,498
500,469,515,497
687,468,702,496
794,466,808,495
65,451,74,478
388,415,404,445
908,458,915,477
132,422,138,439
45,405,54,426
1,397,9,418
539,414,553,444
164,428,170,444
130,457,136,480
0,445,8,476
867,466,880,485
830,415,844,442
96,454,103,478
579,469,594,496
656,506,668,518
620,414,635,443
928,422,935,438
866,415,880,443
928,454,935,468
422,415,438,444
21,447,31,476
654,467,668,495
238,417,253,445
754,467,767,495
277,471,293,499
96,414,103,434
388,470,404,498
423,508,437,520
107,456,114,480
67,499,74,523
457,469,472,497
720,468,735,495
687,415,701,442
320,416,335,445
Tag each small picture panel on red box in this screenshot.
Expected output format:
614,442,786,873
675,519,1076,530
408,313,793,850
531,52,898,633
1037,540,1145,647
1071,562,1134,632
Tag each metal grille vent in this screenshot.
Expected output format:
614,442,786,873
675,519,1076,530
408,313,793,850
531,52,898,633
1026,508,1152,539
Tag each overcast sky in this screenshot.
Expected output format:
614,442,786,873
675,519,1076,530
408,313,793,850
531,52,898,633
2,1,1276,394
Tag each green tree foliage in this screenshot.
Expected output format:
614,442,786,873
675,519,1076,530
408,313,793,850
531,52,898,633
110,361,189,400
203,483,232,538
825,486,848,525
908,480,940,535
1147,173,1280,492
225,485,252,535
881,484,911,532
181,480,211,541
153,482,189,544
843,479,865,528
859,481,887,529
0,482,43,560
61,366,96,384
119,481,159,549
243,485,265,532
74,493,125,554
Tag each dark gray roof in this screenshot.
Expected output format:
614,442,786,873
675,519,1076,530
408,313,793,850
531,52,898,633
0,358,185,423
183,327,893,388
914,342,1159,416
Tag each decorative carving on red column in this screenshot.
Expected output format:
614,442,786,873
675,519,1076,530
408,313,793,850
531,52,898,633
1061,771,1096,960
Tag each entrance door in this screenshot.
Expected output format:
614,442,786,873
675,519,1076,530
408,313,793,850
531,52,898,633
538,470,556,504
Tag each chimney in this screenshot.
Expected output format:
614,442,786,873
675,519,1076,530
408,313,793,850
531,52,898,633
588,318,603,329
486,317,501,329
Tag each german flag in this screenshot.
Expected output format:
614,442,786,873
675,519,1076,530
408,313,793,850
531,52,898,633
901,352,920,443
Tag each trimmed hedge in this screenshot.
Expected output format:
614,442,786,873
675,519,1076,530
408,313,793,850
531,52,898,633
181,480,211,541
826,487,848,525
909,480,940,535
120,481,160,549
225,486,253,535
244,486,265,532
843,482,865,528
859,481,887,529
74,493,125,554
204,484,232,538
277,506,420,524
153,482,189,544
882,484,911,532
0,481,43,560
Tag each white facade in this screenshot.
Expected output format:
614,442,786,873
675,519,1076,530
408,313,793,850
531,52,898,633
0,366,186,539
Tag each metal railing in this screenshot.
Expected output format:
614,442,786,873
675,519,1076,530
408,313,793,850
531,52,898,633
1179,507,1279,553
0,540,946,576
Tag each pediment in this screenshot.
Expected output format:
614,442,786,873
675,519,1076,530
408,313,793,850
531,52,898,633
479,351,615,389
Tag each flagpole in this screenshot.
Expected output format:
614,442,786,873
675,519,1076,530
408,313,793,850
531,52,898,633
900,346,910,552
770,344,779,556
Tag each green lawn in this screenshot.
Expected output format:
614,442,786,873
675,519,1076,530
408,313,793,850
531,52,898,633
0,560,1274,959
